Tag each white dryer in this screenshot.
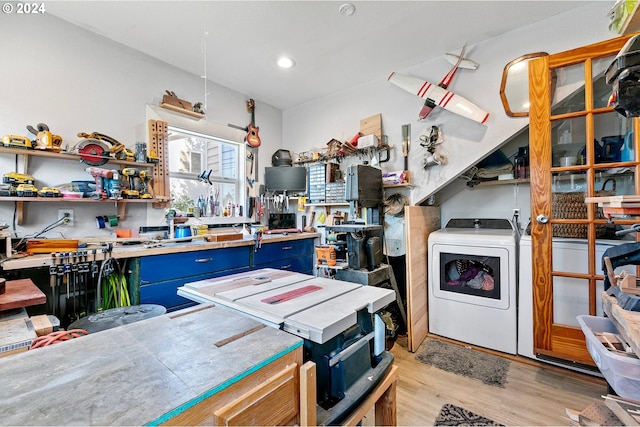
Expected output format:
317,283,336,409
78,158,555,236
428,218,518,354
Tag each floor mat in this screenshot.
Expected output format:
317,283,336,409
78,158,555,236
415,339,510,387
434,403,503,426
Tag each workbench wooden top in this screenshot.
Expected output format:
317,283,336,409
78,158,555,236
0,305,302,426
0,279,46,311
2,232,319,271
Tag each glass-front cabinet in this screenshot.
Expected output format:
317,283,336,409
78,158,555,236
529,35,640,366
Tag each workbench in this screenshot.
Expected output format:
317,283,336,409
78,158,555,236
0,304,304,425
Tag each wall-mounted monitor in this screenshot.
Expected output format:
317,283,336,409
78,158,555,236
264,166,307,193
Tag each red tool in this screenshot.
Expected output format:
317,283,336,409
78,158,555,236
261,285,322,304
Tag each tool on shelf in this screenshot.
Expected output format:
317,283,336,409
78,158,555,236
26,123,62,152
121,167,140,199
85,167,113,200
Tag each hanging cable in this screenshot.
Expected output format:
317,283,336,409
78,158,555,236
12,216,69,253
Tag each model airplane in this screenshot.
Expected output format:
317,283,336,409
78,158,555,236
388,46,489,124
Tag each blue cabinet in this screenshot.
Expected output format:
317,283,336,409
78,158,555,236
139,246,251,311
252,238,314,274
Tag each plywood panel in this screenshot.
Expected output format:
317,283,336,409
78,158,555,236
405,205,441,352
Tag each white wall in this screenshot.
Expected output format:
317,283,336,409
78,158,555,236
283,2,616,227
0,14,283,239
0,3,620,241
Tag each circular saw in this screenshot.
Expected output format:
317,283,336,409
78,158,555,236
75,138,111,166
73,132,126,166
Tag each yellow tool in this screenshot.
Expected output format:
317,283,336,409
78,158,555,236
2,135,33,149
27,123,62,152
121,168,140,199
3,172,35,185
138,170,152,199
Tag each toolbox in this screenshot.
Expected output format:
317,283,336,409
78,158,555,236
578,315,640,400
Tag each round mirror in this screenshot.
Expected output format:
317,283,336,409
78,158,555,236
500,52,552,117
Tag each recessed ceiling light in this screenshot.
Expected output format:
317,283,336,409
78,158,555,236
276,56,296,69
339,3,356,16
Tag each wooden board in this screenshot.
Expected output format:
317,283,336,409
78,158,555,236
404,205,441,352
0,279,46,311
206,233,244,242
159,102,204,119
360,113,382,144
26,239,78,254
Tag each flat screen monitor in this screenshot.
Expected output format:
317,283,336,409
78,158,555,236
264,166,307,193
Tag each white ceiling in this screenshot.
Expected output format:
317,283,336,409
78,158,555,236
47,1,595,111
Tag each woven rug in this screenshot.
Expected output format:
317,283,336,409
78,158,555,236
415,339,509,387
434,403,503,426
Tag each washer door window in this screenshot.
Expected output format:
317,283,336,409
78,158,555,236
432,244,510,310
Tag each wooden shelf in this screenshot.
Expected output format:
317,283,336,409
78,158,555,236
0,196,167,203
383,182,413,189
474,178,530,187
305,202,349,207
0,146,155,168
159,103,204,119
0,196,169,226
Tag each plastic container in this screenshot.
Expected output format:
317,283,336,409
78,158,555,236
577,315,640,400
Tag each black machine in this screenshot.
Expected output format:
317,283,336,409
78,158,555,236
271,149,293,166
606,34,640,118
326,164,407,332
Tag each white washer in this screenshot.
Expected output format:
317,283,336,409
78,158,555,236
428,218,518,354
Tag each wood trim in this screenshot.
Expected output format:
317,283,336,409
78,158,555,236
213,363,299,426
529,34,639,363
340,364,399,426
405,206,441,352
162,347,302,426
299,361,316,426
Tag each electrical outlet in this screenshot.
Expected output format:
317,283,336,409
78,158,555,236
513,208,520,217
58,209,74,226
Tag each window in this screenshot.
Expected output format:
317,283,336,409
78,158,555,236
168,126,241,215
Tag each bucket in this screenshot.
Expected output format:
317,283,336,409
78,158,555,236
174,225,192,240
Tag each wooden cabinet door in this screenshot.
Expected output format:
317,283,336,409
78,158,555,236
405,205,441,352
529,34,639,365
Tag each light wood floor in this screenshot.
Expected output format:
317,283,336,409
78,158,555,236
371,336,607,426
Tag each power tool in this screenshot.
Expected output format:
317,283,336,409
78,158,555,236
138,170,152,199
121,168,140,199
74,132,134,166
2,135,33,149
85,167,113,200
26,123,62,152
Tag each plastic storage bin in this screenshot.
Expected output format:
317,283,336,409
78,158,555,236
577,314,640,400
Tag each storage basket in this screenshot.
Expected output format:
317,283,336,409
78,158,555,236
552,178,616,238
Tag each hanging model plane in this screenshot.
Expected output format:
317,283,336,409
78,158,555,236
388,46,489,124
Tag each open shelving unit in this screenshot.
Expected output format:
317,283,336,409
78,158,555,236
0,146,164,225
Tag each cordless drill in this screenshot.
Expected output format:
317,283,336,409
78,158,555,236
121,168,140,199
85,167,113,200
138,170,152,199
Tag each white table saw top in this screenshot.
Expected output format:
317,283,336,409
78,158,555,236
178,268,395,344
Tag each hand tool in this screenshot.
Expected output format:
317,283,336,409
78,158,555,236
402,124,410,171
56,253,65,316
49,254,57,315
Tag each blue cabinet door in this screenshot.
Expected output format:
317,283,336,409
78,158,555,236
140,266,250,312
140,246,250,284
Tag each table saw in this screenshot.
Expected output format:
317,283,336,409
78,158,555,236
177,268,396,425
